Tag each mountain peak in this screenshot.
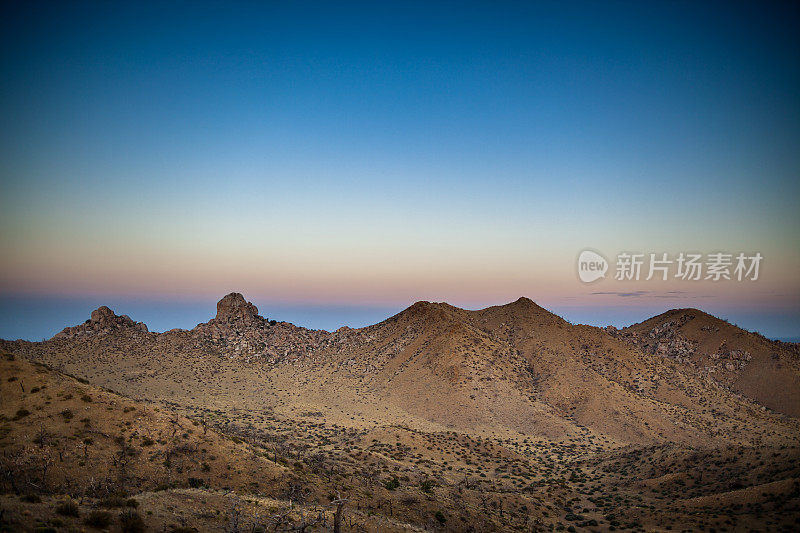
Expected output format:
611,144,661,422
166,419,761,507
90,305,116,323
215,292,260,322
629,308,720,330
52,305,148,339
386,301,460,326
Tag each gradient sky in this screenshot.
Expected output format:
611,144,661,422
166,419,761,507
1,1,799,340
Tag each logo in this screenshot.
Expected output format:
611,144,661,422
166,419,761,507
575,250,762,283
577,250,608,283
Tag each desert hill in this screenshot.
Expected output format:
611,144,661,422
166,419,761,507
281,296,800,446
0,353,320,531
614,308,800,417
1,353,532,532
0,356,280,493
2,295,800,531
4,294,798,447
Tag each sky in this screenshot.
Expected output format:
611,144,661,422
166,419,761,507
1,1,798,340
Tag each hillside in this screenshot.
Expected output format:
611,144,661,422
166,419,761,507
0,353,534,532
3,295,798,447
615,308,800,417
2,294,800,530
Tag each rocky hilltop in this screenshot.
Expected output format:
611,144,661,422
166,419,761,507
190,292,357,361
46,293,345,362
613,308,800,417
52,305,148,339
216,291,261,321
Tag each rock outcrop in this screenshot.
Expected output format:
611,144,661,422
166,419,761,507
607,314,698,363
52,306,148,339
215,292,260,323
191,292,340,361
609,312,753,374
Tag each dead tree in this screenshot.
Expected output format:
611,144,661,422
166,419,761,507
34,425,49,449
331,493,348,533
225,494,242,533
111,436,132,492
294,509,323,532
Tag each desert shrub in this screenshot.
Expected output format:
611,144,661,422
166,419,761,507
84,510,113,528
126,498,139,508
56,499,80,517
188,477,204,488
119,509,145,533
420,479,435,493
81,394,93,402
14,408,30,420
154,482,173,492
434,510,446,524
383,476,400,490
141,436,155,446
60,409,73,421
100,496,127,508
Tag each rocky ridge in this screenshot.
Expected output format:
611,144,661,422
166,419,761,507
190,292,362,362
614,308,800,417
3,298,800,533
53,305,148,339
27,293,799,424
607,312,752,374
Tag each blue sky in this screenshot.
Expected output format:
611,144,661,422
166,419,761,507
1,1,798,339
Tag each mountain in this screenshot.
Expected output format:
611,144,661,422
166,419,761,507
292,297,797,445
2,293,800,531
3,294,797,446
612,308,800,417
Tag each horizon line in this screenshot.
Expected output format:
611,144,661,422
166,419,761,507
2,291,794,344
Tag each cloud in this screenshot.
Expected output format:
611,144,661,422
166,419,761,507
590,289,714,299
591,291,650,297
654,290,688,298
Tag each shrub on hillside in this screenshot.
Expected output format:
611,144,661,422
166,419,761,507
119,509,145,533
56,499,80,517
84,510,113,528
